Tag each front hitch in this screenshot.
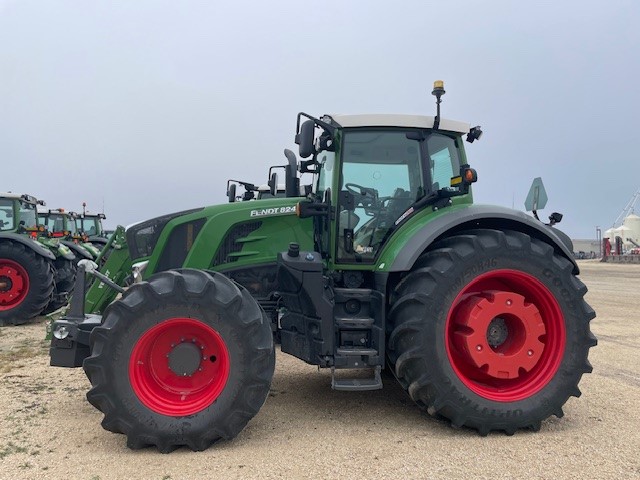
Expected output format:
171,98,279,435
49,263,103,367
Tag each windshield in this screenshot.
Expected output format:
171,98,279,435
79,217,100,236
426,133,462,192
18,202,38,230
43,213,65,233
337,130,425,263
0,199,14,231
335,129,465,263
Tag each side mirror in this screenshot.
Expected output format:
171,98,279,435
548,212,563,226
466,126,483,143
268,172,279,197
297,120,316,159
227,183,237,203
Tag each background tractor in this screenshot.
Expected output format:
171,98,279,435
0,193,74,325
76,203,109,250
37,208,103,312
49,82,596,452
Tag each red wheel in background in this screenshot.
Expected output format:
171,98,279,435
0,241,54,326
0,259,30,310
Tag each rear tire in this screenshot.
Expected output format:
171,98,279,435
387,229,597,434
42,257,77,314
0,241,54,326
83,269,275,452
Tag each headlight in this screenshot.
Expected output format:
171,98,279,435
53,325,70,339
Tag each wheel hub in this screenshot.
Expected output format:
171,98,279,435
0,276,12,291
452,290,546,379
167,341,202,377
486,317,508,347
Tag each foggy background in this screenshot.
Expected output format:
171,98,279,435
1,0,638,238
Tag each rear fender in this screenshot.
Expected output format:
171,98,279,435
382,205,578,274
0,232,56,260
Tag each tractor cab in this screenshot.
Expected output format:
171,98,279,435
37,208,78,239
76,204,109,250
294,87,481,265
77,212,106,238
0,193,45,236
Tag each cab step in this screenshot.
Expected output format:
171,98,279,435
331,365,382,391
336,347,378,356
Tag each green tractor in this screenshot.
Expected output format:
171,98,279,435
76,203,109,250
37,208,103,313
49,82,596,452
0,193,75,325
37,208,101,260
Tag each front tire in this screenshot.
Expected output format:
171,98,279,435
83,269,275,452
387,229,597,434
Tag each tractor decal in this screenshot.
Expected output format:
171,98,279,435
249,206,296,217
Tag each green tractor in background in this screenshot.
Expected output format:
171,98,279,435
76,203,109,250
37,208,101,260
37,208,102,312
50,82,596,452
0,193,75,325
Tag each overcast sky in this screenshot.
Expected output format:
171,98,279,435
1,0,639,238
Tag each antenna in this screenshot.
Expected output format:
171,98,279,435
431,80,445,130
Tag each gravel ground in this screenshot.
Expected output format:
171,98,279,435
0,260,638,480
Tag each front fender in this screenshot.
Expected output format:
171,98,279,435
380,204,578,273
0,232,56,260
61,240,93,260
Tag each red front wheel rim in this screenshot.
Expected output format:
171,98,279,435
129,318,230,416
446,269,566,402
0,260,30,311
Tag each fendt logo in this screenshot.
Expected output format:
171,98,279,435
250,206,296,217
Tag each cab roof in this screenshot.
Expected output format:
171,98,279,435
325,114,470,134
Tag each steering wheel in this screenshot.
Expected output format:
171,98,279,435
345,183,381,215
345,182,379,198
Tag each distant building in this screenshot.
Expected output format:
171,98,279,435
572,239,600,258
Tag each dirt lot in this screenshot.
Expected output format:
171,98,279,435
0,261,638,479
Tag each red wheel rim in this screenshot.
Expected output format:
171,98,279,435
129,318,230,416
446,269,565,402
0,260,30,311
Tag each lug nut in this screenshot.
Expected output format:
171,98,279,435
527,350,534,356
476,345,482,351
506,299,512,306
